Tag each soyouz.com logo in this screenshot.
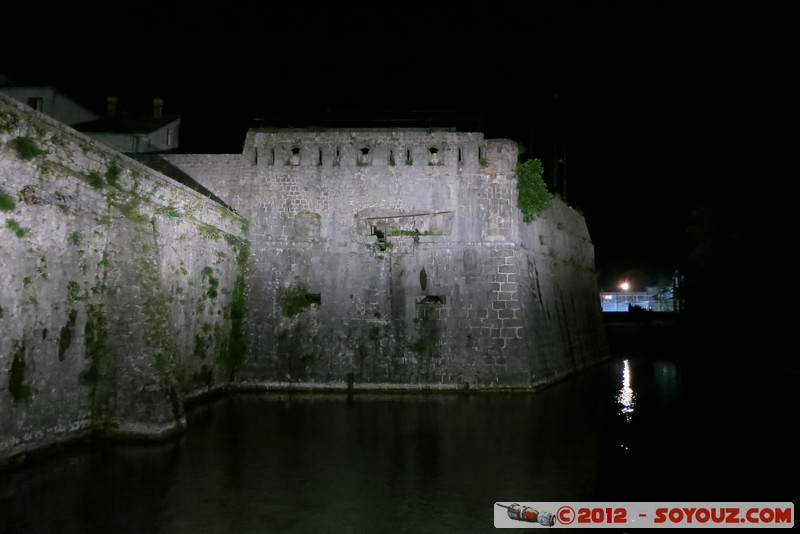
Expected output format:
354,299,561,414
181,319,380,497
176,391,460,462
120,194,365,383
493,502,794,528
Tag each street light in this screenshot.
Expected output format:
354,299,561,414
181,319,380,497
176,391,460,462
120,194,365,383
617,280,630,312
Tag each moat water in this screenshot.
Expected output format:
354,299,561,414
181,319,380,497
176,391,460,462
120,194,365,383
1,331,797,533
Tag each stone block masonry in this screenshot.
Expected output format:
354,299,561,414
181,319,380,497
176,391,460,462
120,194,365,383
0,93,248,468
163,129,610,392
1,95,609,468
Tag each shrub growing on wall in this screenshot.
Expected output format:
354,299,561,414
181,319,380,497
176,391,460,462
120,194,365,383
11,136,46,161
516,158,551,223
0,188,15,212
280,282,319,317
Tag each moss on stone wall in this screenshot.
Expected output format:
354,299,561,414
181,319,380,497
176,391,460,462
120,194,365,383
201,266,219,299
280,282,318,317
110,196,150,225
66,281,86,303
194,332,208,360
0,110,20,132
155,206,182,218
0,188,16,212
224,235,250,267
85,171,104,189
5,219,31,238
105,164,121,187
18,185,41,204
0,98,257,459
198,225,222,240
11,136,45,161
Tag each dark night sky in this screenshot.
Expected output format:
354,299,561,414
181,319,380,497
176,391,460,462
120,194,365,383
2,1,794,291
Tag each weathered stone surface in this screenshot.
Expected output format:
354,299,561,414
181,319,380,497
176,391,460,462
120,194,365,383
164,128,609,390
1,94,248,466
1,96,609,468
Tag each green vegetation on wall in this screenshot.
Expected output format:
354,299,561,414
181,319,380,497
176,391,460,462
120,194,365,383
11,136,46,160
155,205,182,218
0,110,20,132
86,171,104,188
198,225,222,240
201,266,219,299
516,158,552,223
223,235,250,268
18,186,40,204
280,281,318,317
110,196,150,225
375,239,393,252
5,219,31,238
0,188,16,211
105,164,121,187
67,281,86,303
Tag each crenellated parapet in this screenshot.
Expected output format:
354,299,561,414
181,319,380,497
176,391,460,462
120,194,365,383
241,128,517,174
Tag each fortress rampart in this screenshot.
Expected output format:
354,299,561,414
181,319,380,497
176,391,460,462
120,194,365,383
160,128,608,390
0,93,248,467
1,93,609,468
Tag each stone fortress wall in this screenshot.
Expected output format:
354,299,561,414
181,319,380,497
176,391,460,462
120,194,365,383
0,93,248,467
161,128,608,390
1,91,609,468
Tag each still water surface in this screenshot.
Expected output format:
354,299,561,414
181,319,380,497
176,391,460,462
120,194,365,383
1,349,797,533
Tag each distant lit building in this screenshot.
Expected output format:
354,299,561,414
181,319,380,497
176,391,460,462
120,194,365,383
600,286,676,312
0,86,180,154
0,85,99,126
73,96,181,154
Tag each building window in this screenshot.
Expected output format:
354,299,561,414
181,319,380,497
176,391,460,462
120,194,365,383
318,147,323,166
291,147,300,166
406,148,413,166
333,148,341,166
389,149,396,166
27,97,43,111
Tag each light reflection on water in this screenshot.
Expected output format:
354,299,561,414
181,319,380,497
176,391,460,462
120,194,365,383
1,352,797,533
617,359,636,422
